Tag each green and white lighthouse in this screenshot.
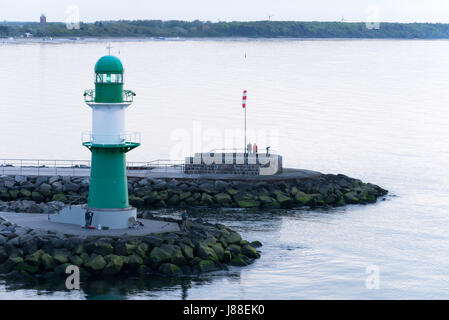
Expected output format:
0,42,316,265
51,54,140,229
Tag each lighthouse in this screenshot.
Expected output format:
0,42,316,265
51,54,140,229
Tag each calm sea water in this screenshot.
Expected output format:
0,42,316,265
1,38,449,299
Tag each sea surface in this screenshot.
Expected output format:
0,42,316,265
0,38,449,299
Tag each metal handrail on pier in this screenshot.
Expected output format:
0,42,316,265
0,158,184,177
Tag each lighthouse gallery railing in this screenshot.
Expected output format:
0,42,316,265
83,89,136,103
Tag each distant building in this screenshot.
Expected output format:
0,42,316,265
40,14,46,27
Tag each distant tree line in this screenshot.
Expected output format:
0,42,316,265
2,20,449,39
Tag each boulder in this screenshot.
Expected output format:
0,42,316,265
167,194,180,206
85,254,106,271
158,263,182,275
0,256,23,273
24,249,45,265
250,240,263,248
149,246,172,265
138,178,151,187
242,245,260,259
210,243,225,261
0,247,7,264
4,180,16,188
8,190,19,200
233,191,254,203
230,254,249,267
227,244,241,257
153,181,167,191
312,194,325,206
40,253,54,270
19,189,31,198
179,191,191,201
53,249,70,264
15,176,27,184
295,192,313,206
198,260,217,273
180,243,194,261
223,232,242,245
90,240,114,256
69,255,84,266
274,192,293,207
199,183,217,194
14,262,39,274
102,255,124,275
160,244,186,265
48,176,61,185
136,242,149,258
52,193,67,202
127,254,143,267
214,181,229,192
35,176,48,186
51,182,64,193
31,191,44,203
0,190,9,201
64,182,79,193
214,193,232,205
200,193,214,205
237,200,260,208
344,192,360,204
196,242,218,262
129,195,144,207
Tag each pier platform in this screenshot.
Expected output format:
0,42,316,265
0,212,179,236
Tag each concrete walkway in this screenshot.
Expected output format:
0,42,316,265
0,212,179,236
0,166,322,181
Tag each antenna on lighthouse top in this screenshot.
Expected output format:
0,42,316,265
106,44,113,55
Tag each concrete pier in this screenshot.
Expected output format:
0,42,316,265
0,212,179,236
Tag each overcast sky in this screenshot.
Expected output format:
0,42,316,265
2,0,449,23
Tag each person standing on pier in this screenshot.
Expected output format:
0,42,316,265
247,142,252,154
181,210,189,231
253,143,258,153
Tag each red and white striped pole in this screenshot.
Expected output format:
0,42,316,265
242,90,247,153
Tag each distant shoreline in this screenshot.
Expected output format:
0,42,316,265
3,37,449,45
2,20,449,40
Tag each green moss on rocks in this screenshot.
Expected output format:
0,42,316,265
295,191,313,206
223,232,242,245
85,254,106,271
158,263,182,275
237,200,260,208
149,246,171,265
52,193,67,202
242,245,260,259
198,260,217,273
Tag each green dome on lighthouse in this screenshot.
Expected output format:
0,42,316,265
93,55,125,103
95,55,124,74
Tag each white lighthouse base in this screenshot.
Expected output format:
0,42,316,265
50,205,137,230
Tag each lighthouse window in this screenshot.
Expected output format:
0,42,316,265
95,73,123,83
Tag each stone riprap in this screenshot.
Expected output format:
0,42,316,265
0,215,262,278
0,173,387,212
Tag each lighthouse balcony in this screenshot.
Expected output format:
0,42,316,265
83,89,136,103
82,131,141,148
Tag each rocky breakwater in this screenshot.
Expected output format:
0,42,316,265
0,215,262,278
0,172,388,212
